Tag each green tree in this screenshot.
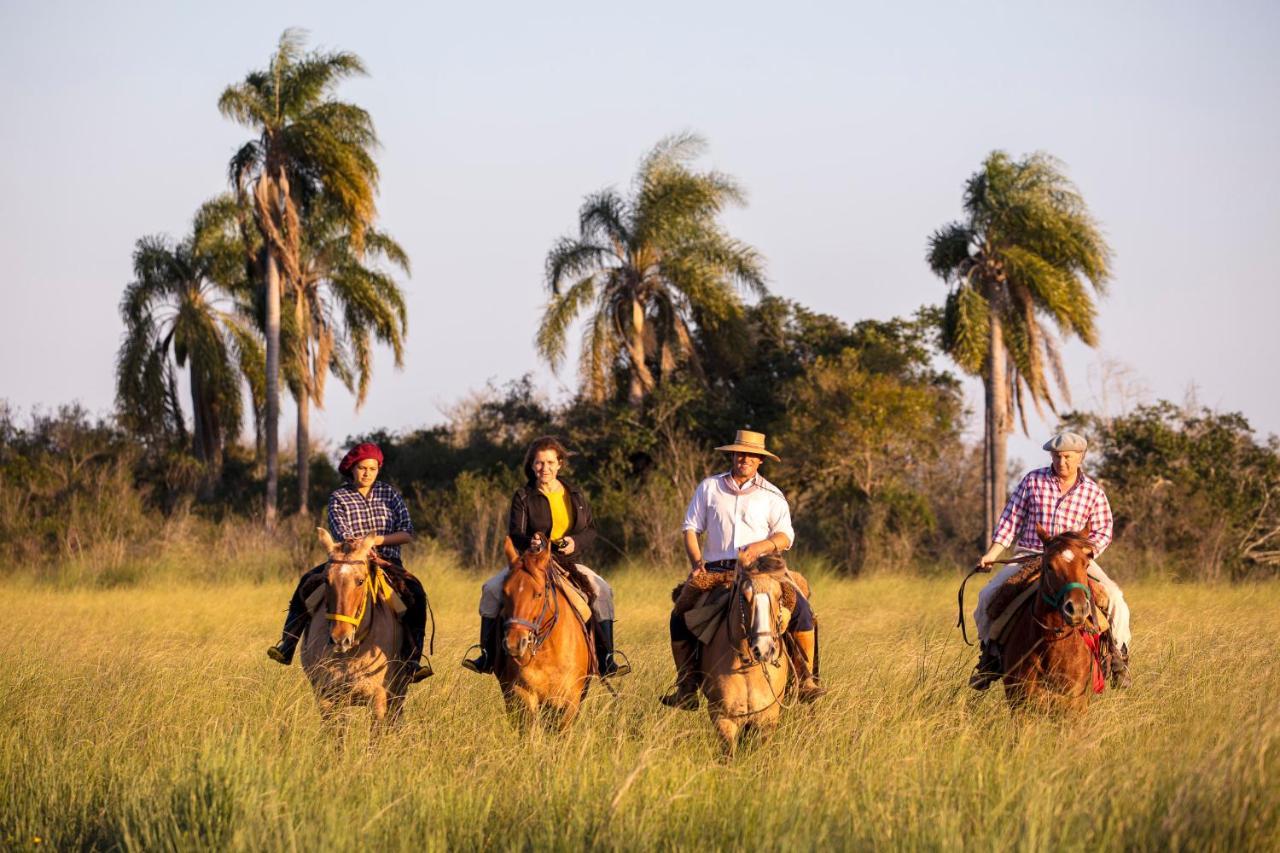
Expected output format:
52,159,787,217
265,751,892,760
116,199,262,495
219,28,380,525
927,151,1112,537
283,202,408,511
538,133,766,407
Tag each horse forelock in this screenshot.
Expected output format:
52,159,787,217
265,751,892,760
1044,532,1093,573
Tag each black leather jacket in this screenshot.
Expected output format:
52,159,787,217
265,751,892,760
508,479,596,558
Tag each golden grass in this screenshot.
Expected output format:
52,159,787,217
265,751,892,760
2,558,1276,851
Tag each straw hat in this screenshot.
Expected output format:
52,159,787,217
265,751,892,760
715,429,780,462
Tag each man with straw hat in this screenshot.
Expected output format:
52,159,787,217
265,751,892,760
659,429,828,709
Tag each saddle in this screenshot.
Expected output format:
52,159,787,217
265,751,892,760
549,560,594,625
670,556,802,645
985,558,1111,645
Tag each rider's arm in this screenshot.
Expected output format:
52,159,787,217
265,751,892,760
507,488,532,553
683,529,704,571
376,488,414,548
563,486,595,556
977,541,1005,568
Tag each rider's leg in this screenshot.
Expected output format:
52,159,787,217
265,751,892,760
462,570,506,674
400,573,431,683
267,564,325,665
969,561,1024,689
1088,560,1132,687
659,609,701,709
786,594,827,702
576,565,630,678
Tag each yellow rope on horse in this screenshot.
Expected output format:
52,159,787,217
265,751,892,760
326,566,394,627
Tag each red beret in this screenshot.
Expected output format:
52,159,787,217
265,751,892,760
339,442,384,477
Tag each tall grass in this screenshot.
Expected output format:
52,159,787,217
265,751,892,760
1,560,1275,851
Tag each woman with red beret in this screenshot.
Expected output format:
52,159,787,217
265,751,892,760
267,442,431,682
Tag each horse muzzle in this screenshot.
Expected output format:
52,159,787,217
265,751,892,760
750,636,780,664
329,630,358,653
1060,597,1088,628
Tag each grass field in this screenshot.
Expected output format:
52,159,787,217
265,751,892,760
2,556,1276,851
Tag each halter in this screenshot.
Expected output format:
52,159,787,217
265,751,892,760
324,555,392,641
730,567,786,668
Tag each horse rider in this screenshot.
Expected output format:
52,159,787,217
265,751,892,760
660,429,827,709
267,442,431,683
970,431,1132,690
462,435,630,678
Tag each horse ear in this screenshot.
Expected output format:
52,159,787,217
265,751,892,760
317,528,338,552
359,534,378,554
1035,524,1050,544
502,536,520,567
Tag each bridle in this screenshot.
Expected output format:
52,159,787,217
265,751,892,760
730,567,786,668
503,559,561,666
324,553,385,640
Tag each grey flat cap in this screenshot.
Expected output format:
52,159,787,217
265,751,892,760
1043,431,1088,452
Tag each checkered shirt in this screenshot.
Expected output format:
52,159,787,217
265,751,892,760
992,466,1113,556
327,481,415,563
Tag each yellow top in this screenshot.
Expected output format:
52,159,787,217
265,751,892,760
547,488,571,541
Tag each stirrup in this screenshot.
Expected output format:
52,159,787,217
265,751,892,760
406,659,433,683
601,650,632,679
659,684,699,710
267,645,289,664
460,643,490,674
797,679,828,703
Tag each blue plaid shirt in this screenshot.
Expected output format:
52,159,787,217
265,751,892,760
327,481,415,563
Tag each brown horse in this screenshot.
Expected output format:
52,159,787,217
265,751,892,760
495,533,593,732
1001,525,1102,713
299,529,411,726
699,560,793,757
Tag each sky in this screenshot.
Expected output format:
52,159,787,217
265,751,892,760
2,1,1277,469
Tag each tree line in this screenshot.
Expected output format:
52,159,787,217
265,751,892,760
6,29,1270,581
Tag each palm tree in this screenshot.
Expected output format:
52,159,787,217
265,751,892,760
117,199,263,495
927,150,1112,536
283,201,408,511
538,133,767,406
219,28,379,525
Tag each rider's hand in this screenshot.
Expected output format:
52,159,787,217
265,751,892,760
977,554,995,570
559,536,575,556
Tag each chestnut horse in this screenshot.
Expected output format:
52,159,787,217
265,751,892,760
1001,525,1102,713
299,529,411,726
495,533,593,732
699,559,792,757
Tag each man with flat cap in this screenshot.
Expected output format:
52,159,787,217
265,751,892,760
969,430,1132,690
659,429,827,709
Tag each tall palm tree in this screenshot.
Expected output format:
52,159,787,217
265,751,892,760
219,28,379,525
117,199,263,495
927,150,1112,535
538,133,767,406
283,201,408,511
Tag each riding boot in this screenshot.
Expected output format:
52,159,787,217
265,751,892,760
267,589,310,665
462,616,500,674
658,640,701,710
969,640,1003,690
400,577,432,683
1109,636,1132,689
593,619,631,678
791,629,828,703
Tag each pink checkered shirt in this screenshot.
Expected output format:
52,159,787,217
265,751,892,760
992,467,1113,555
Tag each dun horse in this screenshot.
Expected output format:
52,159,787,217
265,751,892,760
299,529,411,726
1000,525,1104,713
699,559,794,757
495,533,593,732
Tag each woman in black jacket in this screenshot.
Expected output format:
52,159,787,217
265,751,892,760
462,436,628,678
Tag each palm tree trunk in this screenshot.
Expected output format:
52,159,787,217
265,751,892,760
981,399,993,546
987,310,1009,532
296,386,310,514
189,368,219,501
626,297,654,408
264,250,281,528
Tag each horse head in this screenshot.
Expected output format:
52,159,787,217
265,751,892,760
1036,524,1095,629
317,528,378,653
501,533,554,666
737,556,789,664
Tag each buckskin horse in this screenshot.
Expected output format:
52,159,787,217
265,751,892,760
999,525,1106,713
298,529,412,727
495,533,593,732
699,558,794,757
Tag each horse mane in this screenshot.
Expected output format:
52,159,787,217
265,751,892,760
1043,530,1094,557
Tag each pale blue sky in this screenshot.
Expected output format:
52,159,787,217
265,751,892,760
2,1,1277,467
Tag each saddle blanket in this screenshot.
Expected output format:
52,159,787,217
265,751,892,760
551,570,593,624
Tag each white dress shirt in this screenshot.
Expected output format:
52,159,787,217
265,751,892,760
682,472,795,562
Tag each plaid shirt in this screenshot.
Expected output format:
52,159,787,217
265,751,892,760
992,467,1113,556
327,481,414,563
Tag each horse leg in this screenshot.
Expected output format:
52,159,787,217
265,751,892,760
714,716,740,759
504,686,540,736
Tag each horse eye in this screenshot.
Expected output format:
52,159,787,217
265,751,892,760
357,577,366,586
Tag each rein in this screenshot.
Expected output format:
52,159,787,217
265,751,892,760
955,552,1041,646
717,567,793,718
323,556,394,643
